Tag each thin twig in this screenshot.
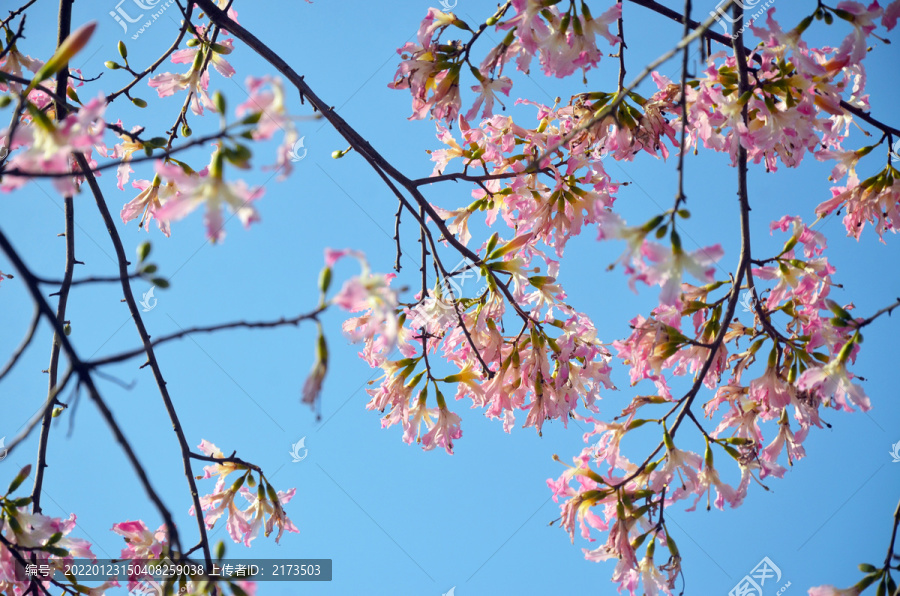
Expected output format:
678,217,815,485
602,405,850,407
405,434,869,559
74,151,212,569
88,306,327,367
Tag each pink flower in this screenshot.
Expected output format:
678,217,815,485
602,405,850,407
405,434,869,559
110,123,144,190
3,505,96,577
749,367,791,413
328,249,400,349
796,360,870,412
420,406,462,454
402,392,435,444
154,154,263,242
761,418,807,470
234,486,299,546
120,175,177,237
638,550,676,596
195,481,244,537
686,450,740,511
651,444,702,503
465,76,512,121
172,32,235,78
0,46,42,93
148,67,213,116
817,172,900,241
885,0,900,29
197,439,240,492
235,76,299,179
583,513,638,573
0,96,106,195
637,242,724,306
111,520,167,560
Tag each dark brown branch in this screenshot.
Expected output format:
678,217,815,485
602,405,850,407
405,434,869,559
188,451,262,475
0,532,53,596
672,0,692,215
856,298,900,329
2,128,237,179
105,2,195,104
3,368,74,459
35,272,141,287
883,497,900,573
0,0,39,28
193,0,537,333
411,169,550,186
73,151,212,569
0,227,183,554
625,0,900,137
528,0,736,173
33,0,75,516
0,306,40,381
88,306,327,367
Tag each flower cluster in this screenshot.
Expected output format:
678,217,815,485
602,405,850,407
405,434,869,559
191,440,298,547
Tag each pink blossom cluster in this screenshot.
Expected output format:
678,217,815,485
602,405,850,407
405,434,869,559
376,4,900,593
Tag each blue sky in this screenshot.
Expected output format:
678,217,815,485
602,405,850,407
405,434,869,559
1,1,899,595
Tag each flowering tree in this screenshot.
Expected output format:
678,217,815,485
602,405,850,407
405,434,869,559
1,0,899,594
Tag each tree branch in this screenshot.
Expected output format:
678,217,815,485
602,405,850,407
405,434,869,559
88,306,327,368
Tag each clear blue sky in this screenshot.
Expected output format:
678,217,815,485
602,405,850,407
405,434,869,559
1,1,899,595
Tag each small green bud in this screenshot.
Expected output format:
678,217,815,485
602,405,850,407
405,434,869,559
7,464,32,494
105,61,122,70
117,40,128,59
213,90,226,114
137,241,151,263
131,97,147,108
318,267,332,294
